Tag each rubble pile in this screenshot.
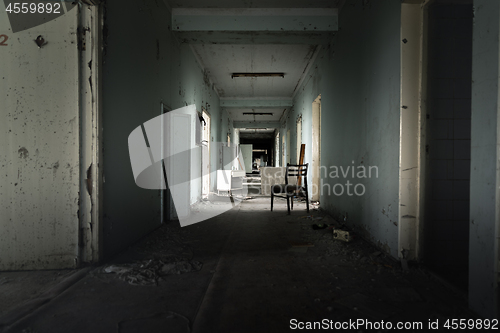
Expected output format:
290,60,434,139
102,259,203,286
101,223,202,286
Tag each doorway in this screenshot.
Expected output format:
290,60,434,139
275,132,280,167
281,133,286,167
312,95,321,201
296,116,302,164
286,130,291,165
202,108,211,199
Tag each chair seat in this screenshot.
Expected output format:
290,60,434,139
272,184,303,194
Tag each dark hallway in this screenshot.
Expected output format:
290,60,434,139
1,0,500,330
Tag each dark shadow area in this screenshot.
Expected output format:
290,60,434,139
423,1,472,293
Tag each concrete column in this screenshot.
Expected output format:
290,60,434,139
470,0,500,319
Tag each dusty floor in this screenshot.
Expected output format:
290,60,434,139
0,197,479,333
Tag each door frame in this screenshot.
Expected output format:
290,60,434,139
398,1,429,262
78,2,103,264
311,95,321,201
202,108,211,198
296,115,302,164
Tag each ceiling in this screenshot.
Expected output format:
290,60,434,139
168,0,340,139
192,44,317,98
167,0,341,8
239,128,276,140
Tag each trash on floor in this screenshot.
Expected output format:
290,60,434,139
104,265,133,274
333,228,354,242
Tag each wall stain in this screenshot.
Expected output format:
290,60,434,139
86,163,93,196
18,147,29,159
52,161,59,178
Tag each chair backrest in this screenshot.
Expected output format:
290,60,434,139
285,163,308,185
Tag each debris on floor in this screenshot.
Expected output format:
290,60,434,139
104,265,133,275
102,258,203,286
333,228,354,242
299,215,324,220
134,223,193,260
99,223,202,286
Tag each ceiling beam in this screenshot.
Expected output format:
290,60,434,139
175,31,335,45
292,45,321,98
221,99,292,109
233,121,281,129
172,8,338,32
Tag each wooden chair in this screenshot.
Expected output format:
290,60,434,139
270,163,309,214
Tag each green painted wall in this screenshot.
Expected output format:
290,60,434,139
102,0,226,258
289,0,401,257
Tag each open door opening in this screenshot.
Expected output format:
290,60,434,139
296,116,302,164
312,95,321,202
275,131,280,167
202,108,211,199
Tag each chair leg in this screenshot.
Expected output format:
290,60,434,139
271,192,274,211
305,188,309,213
291,193,294,210
286,195,291,215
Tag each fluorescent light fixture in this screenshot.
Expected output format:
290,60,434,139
243,112,274,116
232,73,285,78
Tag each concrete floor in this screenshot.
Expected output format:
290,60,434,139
0,197,479,333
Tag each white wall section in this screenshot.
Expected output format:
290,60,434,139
0,3,81,270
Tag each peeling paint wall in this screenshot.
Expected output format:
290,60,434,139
0,5,80,269
103,0,227,258
290,0,401,258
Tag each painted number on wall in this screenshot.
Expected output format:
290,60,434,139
0,35,8,46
